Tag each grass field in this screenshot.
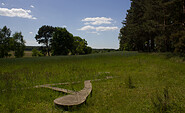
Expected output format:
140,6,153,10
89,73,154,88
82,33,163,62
0,51,185,112
8,51,33,58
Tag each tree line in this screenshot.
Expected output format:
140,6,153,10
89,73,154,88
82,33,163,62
0,25,92,58
0,26,25,58
119,0,185,55
35,25,92,56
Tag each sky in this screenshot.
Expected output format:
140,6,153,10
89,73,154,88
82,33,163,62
0,0,131,49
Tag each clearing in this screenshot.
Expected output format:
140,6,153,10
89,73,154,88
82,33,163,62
0,52,185,112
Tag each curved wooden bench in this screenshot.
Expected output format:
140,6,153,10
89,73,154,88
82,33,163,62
42,86,75,94
31,75,115,108
54,80,92,106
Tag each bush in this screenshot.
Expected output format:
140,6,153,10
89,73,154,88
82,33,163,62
84,46,92,54
32,48,43,57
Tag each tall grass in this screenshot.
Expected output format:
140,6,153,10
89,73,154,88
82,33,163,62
0,51,185,112
151,87,184,113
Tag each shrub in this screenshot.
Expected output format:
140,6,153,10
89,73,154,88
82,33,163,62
32,48,43,57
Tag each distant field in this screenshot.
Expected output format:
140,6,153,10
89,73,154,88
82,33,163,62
8,51,32,58
0,52,185,112
24,51,33,57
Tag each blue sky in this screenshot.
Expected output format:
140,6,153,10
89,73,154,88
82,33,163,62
0,0,131,49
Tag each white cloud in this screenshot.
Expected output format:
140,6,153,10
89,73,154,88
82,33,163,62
2,3,5,6
62,25,67,28
78,25,118,32
29,32,33,34
30,5,35,8
0,8,37,19
78,25,95,31
96,26,119,31
82,17,113,25
79,17,118,33
87,31,100,35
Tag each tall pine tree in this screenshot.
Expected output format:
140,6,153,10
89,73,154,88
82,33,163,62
119,0,185,54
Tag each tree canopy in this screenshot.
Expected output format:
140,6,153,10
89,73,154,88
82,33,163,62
0,26,11,58
12,32,26,58
72,36,92,55
51,27,74,55
119,0,185,55
35,25,55,56
35,25,92,56
0,26,26,58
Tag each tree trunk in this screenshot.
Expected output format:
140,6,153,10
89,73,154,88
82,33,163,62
47,46,50,56
47,48,50,56
163,9,166,31
46,42,50,56
183,0,185,26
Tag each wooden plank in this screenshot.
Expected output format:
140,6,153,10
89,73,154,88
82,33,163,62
43,86,75,94
54,80,92,106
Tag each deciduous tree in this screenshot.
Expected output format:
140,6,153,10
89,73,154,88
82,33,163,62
51,27,74,55
35,25,55,56
0,26,11,58
12,32,26,58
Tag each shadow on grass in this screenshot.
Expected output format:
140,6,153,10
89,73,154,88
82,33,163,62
54,95,92,112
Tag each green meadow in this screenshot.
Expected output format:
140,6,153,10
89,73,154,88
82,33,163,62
0,52,185,112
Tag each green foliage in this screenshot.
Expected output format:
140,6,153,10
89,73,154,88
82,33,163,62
35,25,55,56
170,31,185,56
0,26,25,58
119,0,185,54
35,25,92,56
72,36,92,55
72,36,86,55
0,26,11,58
32,48,43,57
51,27,74,55
84,46,92,54
32,48,37,56
12,32,26,58
155,35,168,52
51,28,92,56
